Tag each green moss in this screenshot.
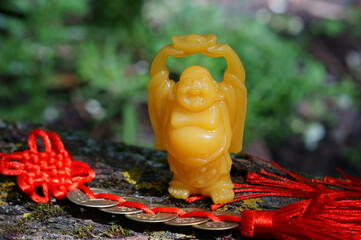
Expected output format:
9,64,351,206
25,202,70,221
0,179,16,204
217,198,263,212
241,198,263,210
148,231,196,240
66,224,95,239
1,202,71,239
102,224,130,238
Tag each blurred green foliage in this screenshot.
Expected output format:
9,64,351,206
0,0,360,151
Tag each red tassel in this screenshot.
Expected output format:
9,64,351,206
211,161,361,211
241,189,361,240
314,169,361,192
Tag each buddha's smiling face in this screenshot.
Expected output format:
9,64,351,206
177,66,217,112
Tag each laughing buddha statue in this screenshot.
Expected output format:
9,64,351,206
148,34,247,204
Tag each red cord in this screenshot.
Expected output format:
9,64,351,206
0,129,95,203
180,211,222,222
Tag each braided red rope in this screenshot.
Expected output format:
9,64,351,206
0,129,95,203
1,129,361,240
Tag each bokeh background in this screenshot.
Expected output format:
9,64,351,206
1,0,361,176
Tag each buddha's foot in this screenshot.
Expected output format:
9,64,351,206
210,188,235,204
168,181,193,199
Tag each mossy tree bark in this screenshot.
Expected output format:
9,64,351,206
0,122,296,240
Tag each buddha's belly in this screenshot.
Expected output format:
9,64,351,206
167,125,226,161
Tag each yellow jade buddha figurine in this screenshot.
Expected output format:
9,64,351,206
148,34,247,204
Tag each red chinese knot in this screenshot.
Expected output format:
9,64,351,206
0,129,95,203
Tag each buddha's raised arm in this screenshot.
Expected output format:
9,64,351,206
150,45,189,78
148,45,189,150
150,46,170,78
202,43,247,153
204,43,245,84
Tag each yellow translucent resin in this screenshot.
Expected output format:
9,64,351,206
148,34,247,204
